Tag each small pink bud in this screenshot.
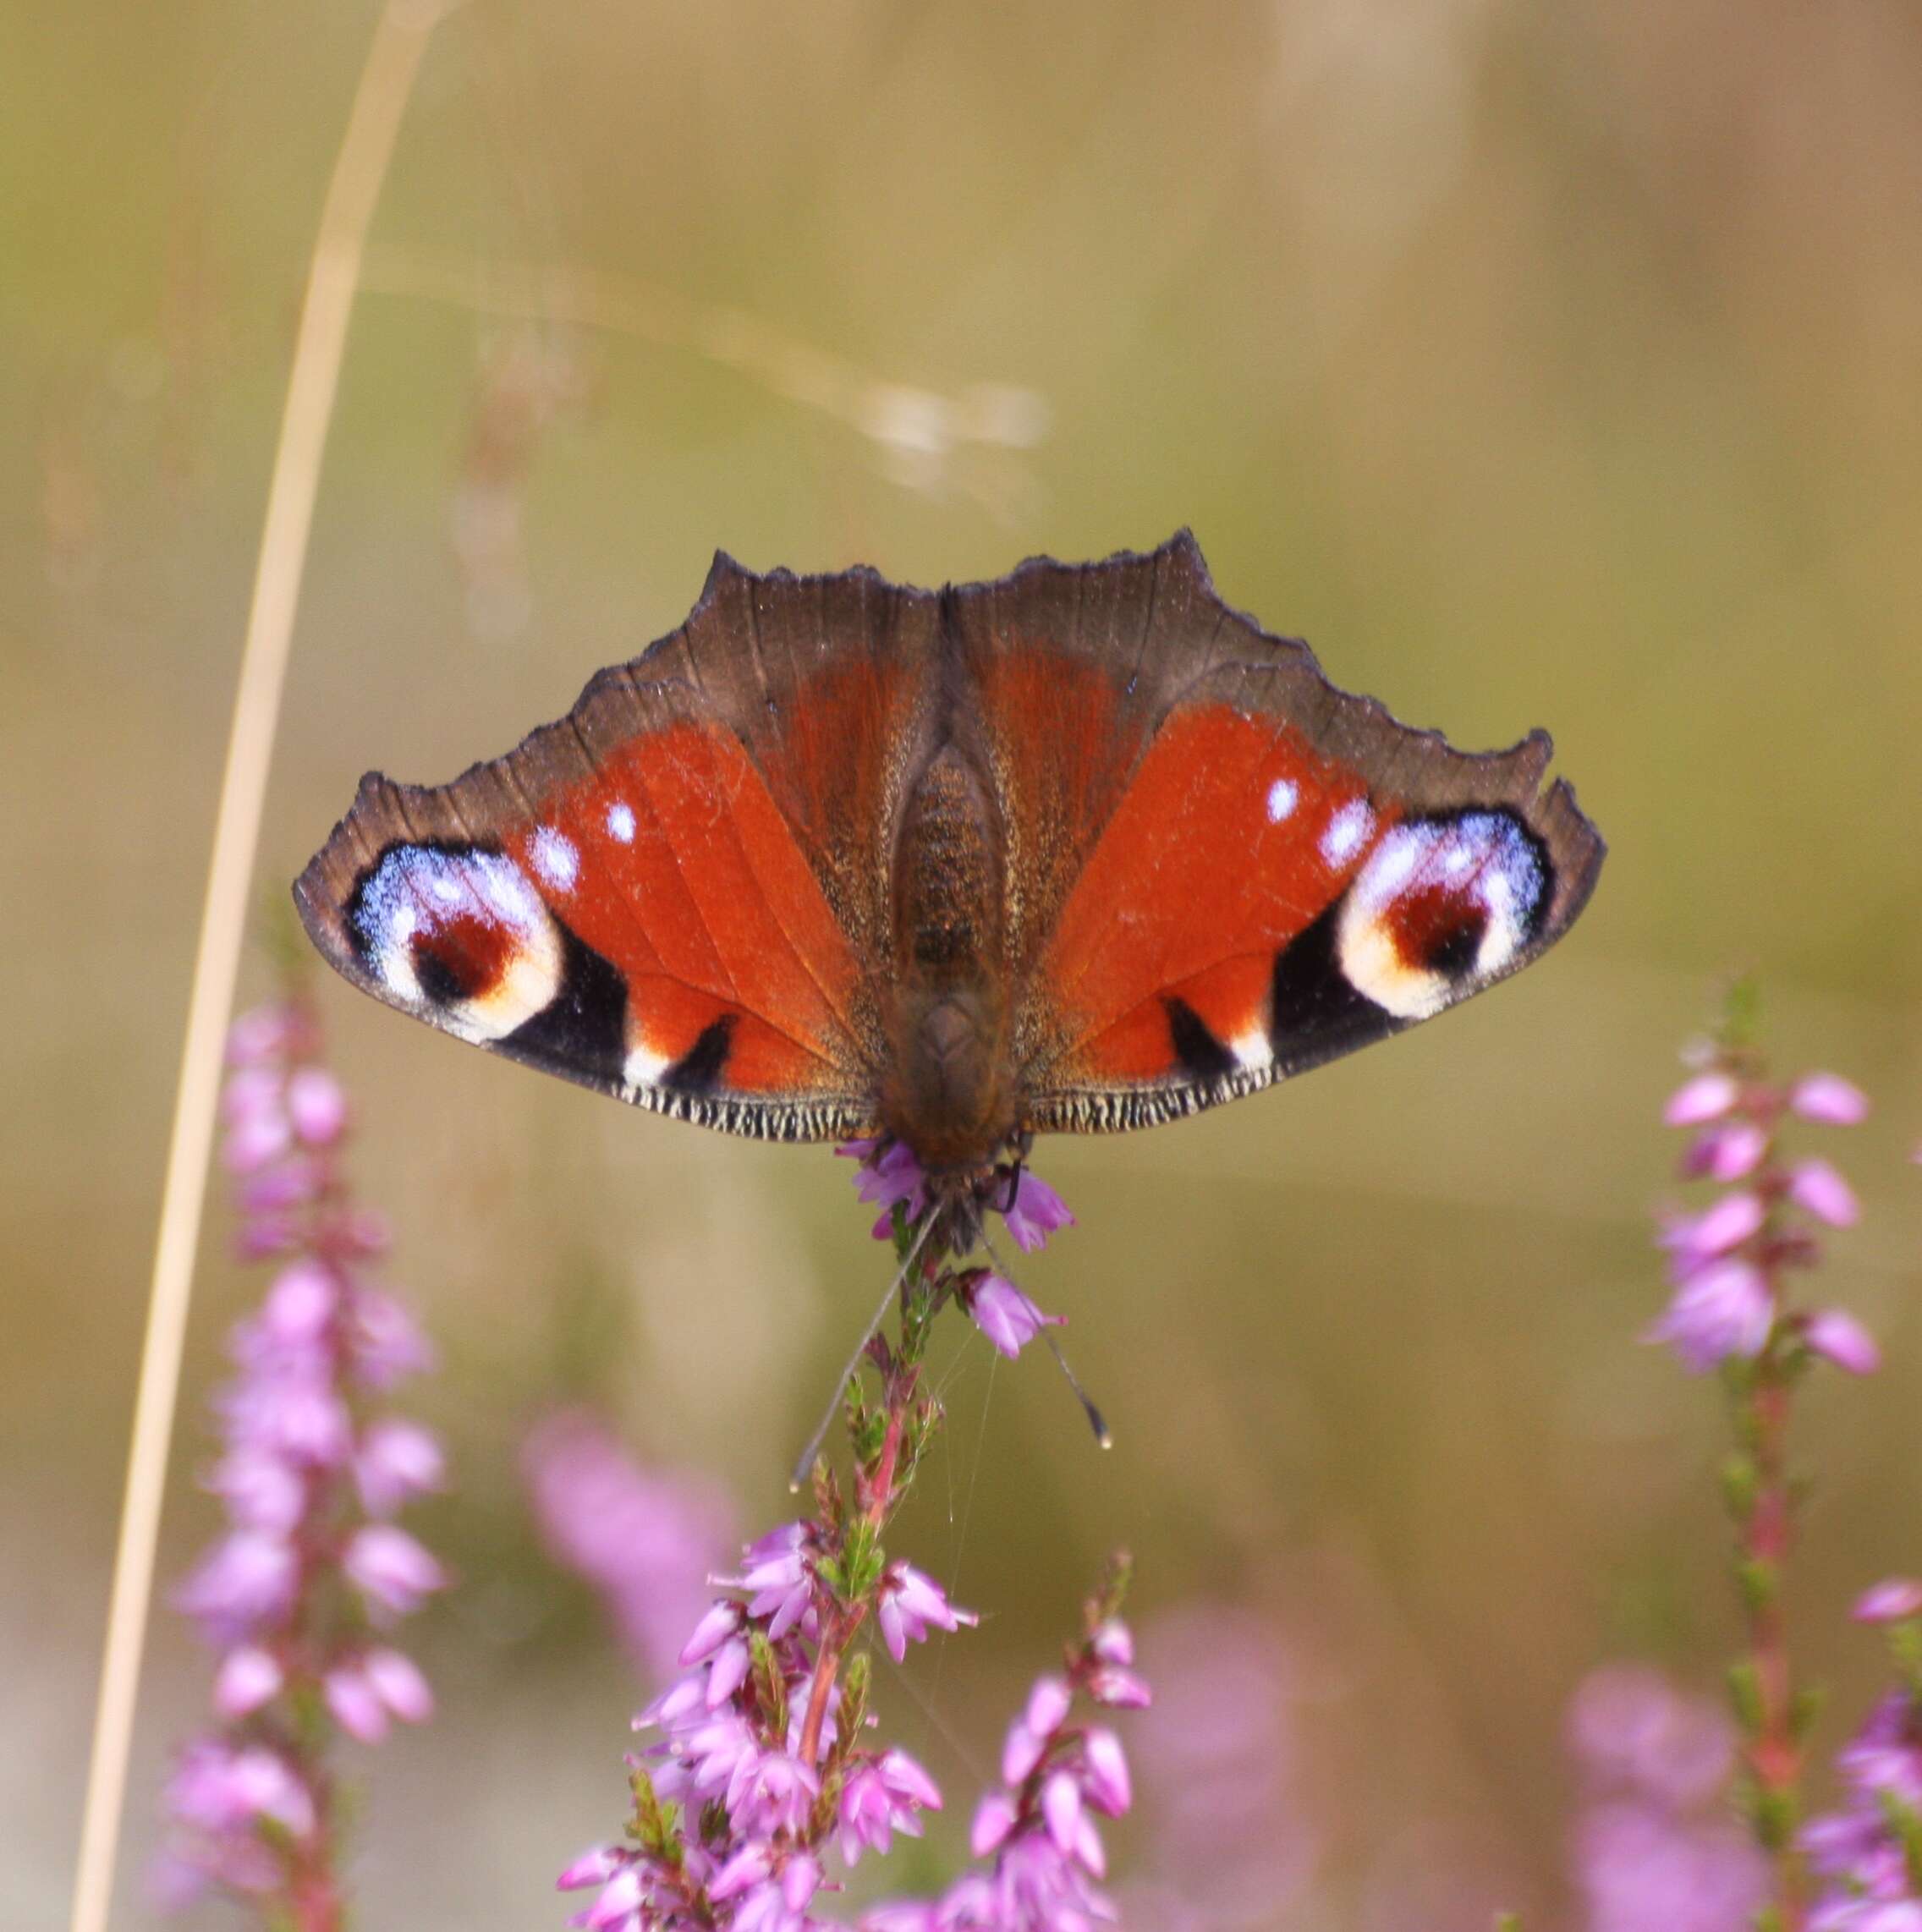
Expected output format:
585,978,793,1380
213,1645,283,1719
1087,1665,1153,1709
1855,1579,1922,1623
557,1847,620,1891
1042,1770,1081,1851
971,1791,1017,1857
1804,1309,1880,1375
1666,1073,1738,1127
324,1662,389,1743
1790,1073,1868,1126
1002,1718,1043,1787
1024,1674,1072,1738
1787,1158,1859,1229
679,1601,742,1667
1688,1192,1765,1256
364,1647,434,1722
1705,1122,1769,1182
706,1637,750,1708
286,1068,348,1145
1090,1617,1134,1666
1082,1727,1132,1815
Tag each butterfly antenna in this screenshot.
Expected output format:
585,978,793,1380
979,1229,1111,1451
788,1210,940,1493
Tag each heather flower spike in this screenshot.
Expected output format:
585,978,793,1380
159,998,445,1918
1803,1604,1922,1927
562,1137,1144,1929
1652,993,1881,1925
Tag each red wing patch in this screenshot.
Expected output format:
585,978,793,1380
1020,701,1568,1130
296,719,877,1140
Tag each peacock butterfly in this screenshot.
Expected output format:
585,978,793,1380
294,534,1604,1188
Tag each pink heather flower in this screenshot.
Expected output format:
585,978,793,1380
1090,1619,1133,1666
971,1790,1018,1858
363,1646,434,1722
344,1523,447,1618
1790,1157,1860,1228
1082,1729,1130,1815
1682,1190,1765,1258
839,1138,932,1236
206,1446,305,1534
164,1009,445,1915
1647,1258,1773,1371
355,1416,447,1516
1854,1581,1922,1624
348,1287,435,1388
285,1066,347,1145
1699,1120,1769,1182
738,1522,817,1639
725,1746,819,1836
1667,1073,1739,1126
964,1271,1063,1360
1804,1688,1922,1924
175,1533,298,1644
557,1847,622,1891
324,1661,391,1744
211,1647,283,1721
1791,1073,1870,1126
840,1752,942,1863
1087,1663,1153,1709
1001,1170,1076,1253
1806,1309,1881,1375
167,1742,316,1841
876,1562,975,1663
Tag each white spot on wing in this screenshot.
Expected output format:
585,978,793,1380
1229,1027,1272,1072
531,826,579,892
1266,777,1298,824
1320,799,1375,865
606,802,636,844
623,1043,672,1090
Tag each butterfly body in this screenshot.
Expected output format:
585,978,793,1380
296,535,1604,1176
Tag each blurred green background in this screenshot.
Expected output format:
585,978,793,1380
5,0,1920,1924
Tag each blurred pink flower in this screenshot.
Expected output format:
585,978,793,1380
160,1001,443,1917
1790,1073,1870,1126
521,1409,735,1683
1567,1664,1766,1932
1124,1603,1316,1929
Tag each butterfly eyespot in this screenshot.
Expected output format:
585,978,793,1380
349,843,564,1041
1335,811,1548,1019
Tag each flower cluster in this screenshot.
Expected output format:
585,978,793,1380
865,1592,1145,1932
1802,1583,1922,1931
562,1157,1148,1930
157,1000,446,1916
524,1409,737,1682
1652,1053,1872,1375
837,1140,1074,1362
1565,1664,1767,1932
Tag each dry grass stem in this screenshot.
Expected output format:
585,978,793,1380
68,7,455,1927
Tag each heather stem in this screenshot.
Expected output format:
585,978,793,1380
798,1207,945,1771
